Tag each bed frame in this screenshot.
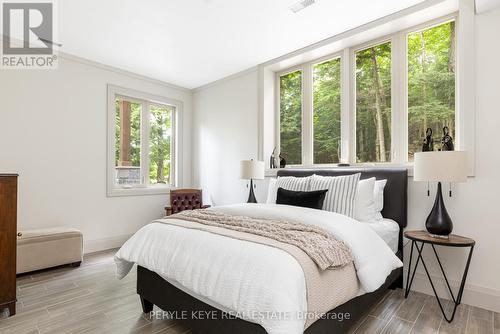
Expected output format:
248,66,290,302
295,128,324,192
137,167,407,333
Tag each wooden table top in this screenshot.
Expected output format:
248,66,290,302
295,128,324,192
404,230,475,247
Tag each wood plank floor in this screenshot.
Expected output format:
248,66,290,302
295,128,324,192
0,249,498,334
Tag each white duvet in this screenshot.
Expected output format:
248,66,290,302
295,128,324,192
115,204,402,334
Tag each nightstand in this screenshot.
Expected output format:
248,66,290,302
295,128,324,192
404,230,475,323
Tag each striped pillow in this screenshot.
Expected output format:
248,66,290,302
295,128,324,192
276,176,311,192
266,176,311,204
309,173,361,218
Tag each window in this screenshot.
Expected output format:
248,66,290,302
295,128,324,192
275,17,457,167
279,70,302,165
313,58,341,164
355,41,392,163
115,97,142,186
149,104,174,185
107,85,181,196
407,21,456,161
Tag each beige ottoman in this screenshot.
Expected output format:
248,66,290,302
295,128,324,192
17,227,83,274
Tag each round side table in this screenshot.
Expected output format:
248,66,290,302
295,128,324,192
404,230,475,323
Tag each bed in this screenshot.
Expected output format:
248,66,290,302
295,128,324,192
115,167,407,334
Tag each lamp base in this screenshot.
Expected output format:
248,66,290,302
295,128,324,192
425,182,453,236
247,179,257,203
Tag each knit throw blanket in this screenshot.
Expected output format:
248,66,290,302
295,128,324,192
167,209,353,270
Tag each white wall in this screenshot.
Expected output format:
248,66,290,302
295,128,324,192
0,55,193,253
192,70,268,206
192,7,500,312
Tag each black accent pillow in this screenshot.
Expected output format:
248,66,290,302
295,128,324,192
276,187,328,210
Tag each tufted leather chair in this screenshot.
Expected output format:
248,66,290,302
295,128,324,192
165,189,210,216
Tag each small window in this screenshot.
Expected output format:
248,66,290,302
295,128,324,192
407,21,456,161
108,85,181,196
313,57,341,164
355,41,392,163
279,70,303,165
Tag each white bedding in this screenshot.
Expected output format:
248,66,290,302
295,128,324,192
115,204,402,334
364,218,400,253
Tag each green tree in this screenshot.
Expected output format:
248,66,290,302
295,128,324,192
115,100,141,167
313,58,341,164
356,42,392,163
149,105,172,184
280,71,302,165
278,21,455,164
408,21,455,160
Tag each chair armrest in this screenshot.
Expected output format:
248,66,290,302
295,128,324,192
164,206,173,216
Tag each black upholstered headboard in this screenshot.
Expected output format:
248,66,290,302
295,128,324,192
277,167,408,255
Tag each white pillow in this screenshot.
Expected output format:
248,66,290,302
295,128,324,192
266,176,311,204
364,179,387,222
374,179,387,212
355,178,377,222
309,173,360,218
266,178,277,204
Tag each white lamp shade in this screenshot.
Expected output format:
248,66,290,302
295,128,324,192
240,160,265,180
414,151,467,182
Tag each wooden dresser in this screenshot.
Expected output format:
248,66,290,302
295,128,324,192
0,174,18,317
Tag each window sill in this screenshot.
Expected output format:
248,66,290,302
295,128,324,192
265,163,475,178
107,185,174,197
265,164,412,177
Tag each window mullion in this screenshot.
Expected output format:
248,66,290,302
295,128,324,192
340,48,351,164
302,64,313,166
392,32,407,164
141,101,150,186
348,48,357,164
171,107,176,186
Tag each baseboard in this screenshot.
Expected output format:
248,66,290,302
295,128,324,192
84,233,133,254
405,269,500,313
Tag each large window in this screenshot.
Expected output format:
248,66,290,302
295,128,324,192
355,42,392,163
407,21,456,161
108,85,181,196
275,17,457,167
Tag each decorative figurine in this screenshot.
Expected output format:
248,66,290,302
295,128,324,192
270,148,276,169
422,128,434,152
441,126,454,151
279,154,286,168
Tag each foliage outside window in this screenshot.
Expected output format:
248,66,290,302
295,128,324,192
408,21,456,161
276,18,457,166
112,93,176,191
149,104,173,184
115,99,142,185
355,42,392,163
280,70,302,165
313,58,341,164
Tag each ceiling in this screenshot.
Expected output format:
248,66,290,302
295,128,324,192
55,0,427,89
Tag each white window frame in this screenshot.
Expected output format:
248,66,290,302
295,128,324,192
276,53,343,167
107,84,182,197
275,14,459,168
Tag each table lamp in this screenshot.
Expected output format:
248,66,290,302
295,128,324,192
414,151,467,237
240,159,265,203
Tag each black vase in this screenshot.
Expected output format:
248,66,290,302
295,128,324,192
425,182,453,236
246,179,257,203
